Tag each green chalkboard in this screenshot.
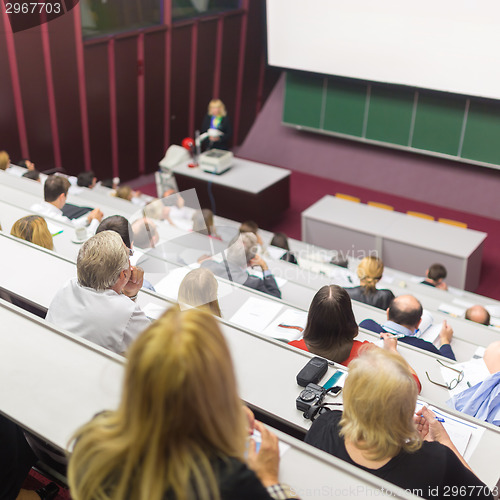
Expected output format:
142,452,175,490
323,79,367,137
283,72,324,129
461,100,500,165
411,93,466,156
365,86,414,146
282,71,500,169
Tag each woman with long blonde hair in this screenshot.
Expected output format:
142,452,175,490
346,256,395,310
11,215,54,250
68,307,295,500
305,348,491,497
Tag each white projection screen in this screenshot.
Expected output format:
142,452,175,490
267,0,500,100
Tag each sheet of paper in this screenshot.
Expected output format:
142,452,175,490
415,401,479,457
230,297,283,333
419,323,442,343
262,308,308,341
452,298,475,309
485,305,500,317
438,303,466,317
249,429,290,458
443,358,491,398
154,264,200,300
142,303,168,321
267,245,287,260
418,309,434,334
46,221,65,235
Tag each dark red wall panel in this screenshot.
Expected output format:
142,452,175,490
0,29,22,160
114,36,139,182
144,30,166,173
195,20,217,132
218,14,242,149
170,25,192,145
47,11,85,174
239,2,264,143
13,27,55,169
84,42,113,180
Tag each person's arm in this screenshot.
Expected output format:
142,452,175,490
380,333,422,393
249,255,281,299
122,266,144,300
437,320,456,360
415,406,472,472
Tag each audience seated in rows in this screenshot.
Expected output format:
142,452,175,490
422,263,448,290
360,295,456,360
201,232,281,299
46,231,150,354
239,220,266,254
11,215,54,251
270,232,298,265
178,267,221,317
96,215,156,292
77,171,97,189
30,176,103,233
68,307,296,500
305,349,492,498
448,341,500,426
131,217,159,249
0,150,10,171
22,169,41,182
465,305,490,326
288,285,421,391
192,208,220,239
346,256,395,310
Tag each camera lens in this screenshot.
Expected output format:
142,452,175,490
299,389,316,402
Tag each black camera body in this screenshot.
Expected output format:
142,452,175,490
296,383,326,413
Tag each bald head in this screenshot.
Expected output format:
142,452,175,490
484,341,500,374
465,305,490,326
387,295,423,329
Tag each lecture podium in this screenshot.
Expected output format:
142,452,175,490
172,158,291,226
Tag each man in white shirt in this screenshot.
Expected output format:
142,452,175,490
46,230,151,354
30,175,103,233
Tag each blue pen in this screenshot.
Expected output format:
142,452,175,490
435,417,445,423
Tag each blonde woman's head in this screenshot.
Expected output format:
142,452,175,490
178,268,221,317
68,307,246,500
115,185,133,201
208,99,226,117
340,348,420,461
11,215,54,250
0,150,11,170
357,256,384,291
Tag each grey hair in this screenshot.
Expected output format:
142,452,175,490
77,230,129,291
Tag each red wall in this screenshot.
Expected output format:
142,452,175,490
0,1,279,181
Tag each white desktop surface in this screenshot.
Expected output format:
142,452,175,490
303,196,486,259
173,158,291,194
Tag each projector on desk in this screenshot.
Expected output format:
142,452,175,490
199,149,233,175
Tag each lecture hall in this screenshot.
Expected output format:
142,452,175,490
1,1,500,499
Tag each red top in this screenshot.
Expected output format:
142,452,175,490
288,338,422,393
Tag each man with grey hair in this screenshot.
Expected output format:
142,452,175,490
46,230,150,354
201,232,281,298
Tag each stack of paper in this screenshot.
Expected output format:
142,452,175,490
229,297,283,333
261,308,308,341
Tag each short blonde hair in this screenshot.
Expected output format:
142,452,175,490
0,150,10,170
115,185,132,201
178,268,221,317
68,307,246,500
340,349,421,461
357,256,384,291
208,99,226,117
77,231,129,291
11,215,54,250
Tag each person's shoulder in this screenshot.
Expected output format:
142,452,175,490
305,410,343,446
359,319,384,333
215,456,271,500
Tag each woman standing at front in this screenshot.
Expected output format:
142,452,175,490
201,99,232,151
